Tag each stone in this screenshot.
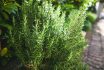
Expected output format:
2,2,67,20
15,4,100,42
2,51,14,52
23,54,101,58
83,19,104,69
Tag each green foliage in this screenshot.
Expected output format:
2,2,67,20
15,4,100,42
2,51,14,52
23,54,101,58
87,12,97,23
46,0,96,15
0,0,19,66
82,12,97,31
0,18,12,30
7,0,90,70
0,47,8,56
0,0,19,29
0,0,96,70
3,2,19,14
82,20,92,31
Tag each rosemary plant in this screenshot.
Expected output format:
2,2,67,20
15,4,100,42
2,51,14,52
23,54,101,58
8,0,93,70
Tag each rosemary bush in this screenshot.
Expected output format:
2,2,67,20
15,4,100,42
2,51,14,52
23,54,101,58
8,0,91,70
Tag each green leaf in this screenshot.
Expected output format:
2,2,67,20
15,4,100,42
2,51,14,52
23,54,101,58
0,19,12,30
82,20,92,31
0,48,8,56
0,23,12,30
2,12,9,20
87,12,97,23
3,2,18,14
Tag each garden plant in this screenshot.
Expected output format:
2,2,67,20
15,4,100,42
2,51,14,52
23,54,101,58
0,0,96,70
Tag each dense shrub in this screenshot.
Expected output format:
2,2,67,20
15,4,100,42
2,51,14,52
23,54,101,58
7,0,91,70
0,0,96,70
